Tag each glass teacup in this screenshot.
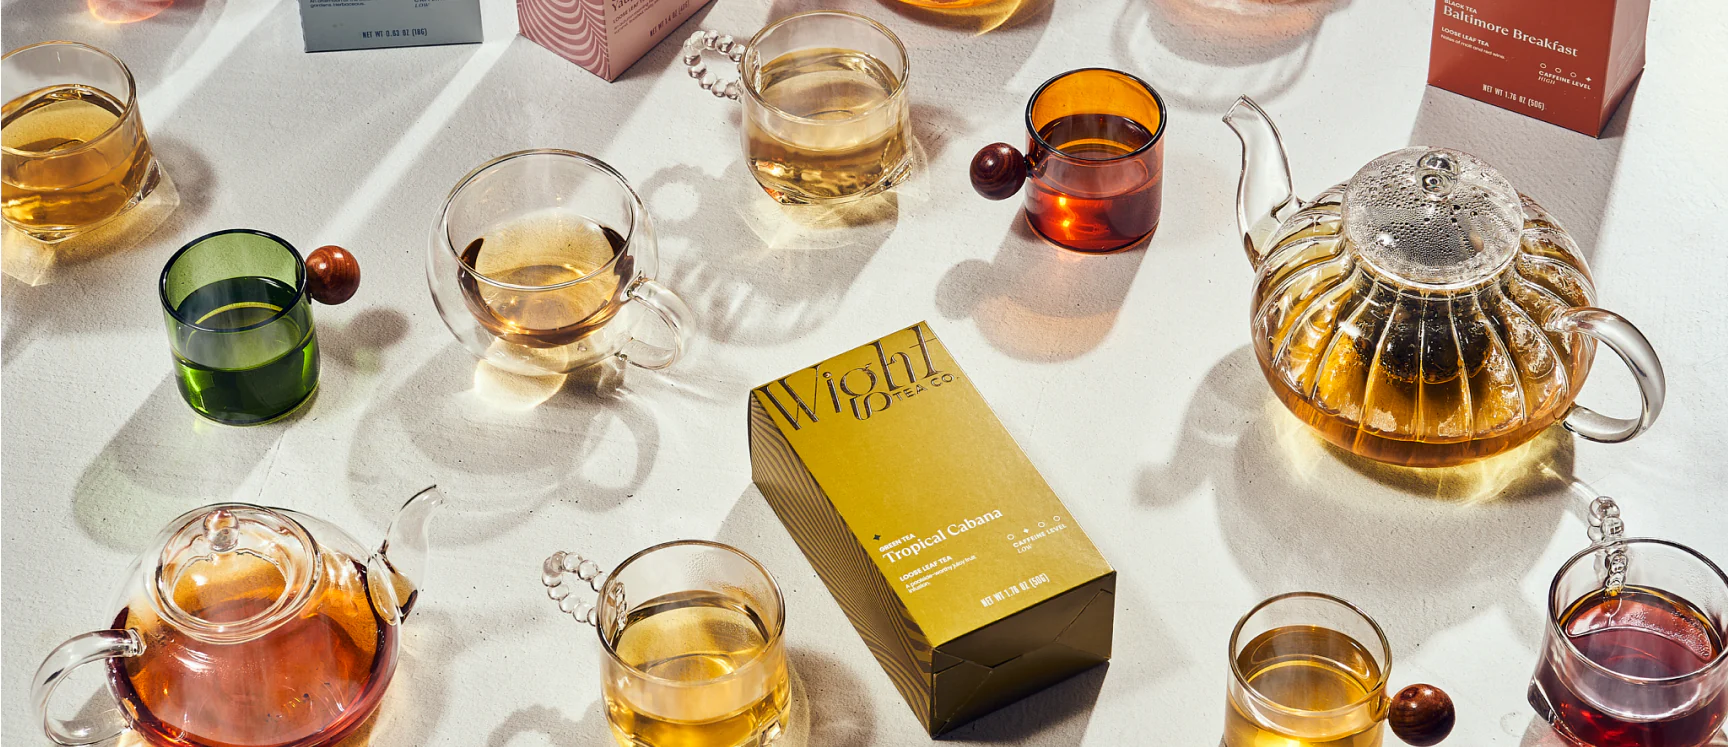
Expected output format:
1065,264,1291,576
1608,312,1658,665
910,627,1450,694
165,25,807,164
541,540,790,747
681,11,912,205
1528,502,1727,747
2,41,164,243
160,230,358,425
1226,592,1455,747
428,149,691,377
970,68,1167,252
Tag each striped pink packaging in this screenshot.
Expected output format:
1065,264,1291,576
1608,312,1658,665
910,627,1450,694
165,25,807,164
518,0,711,81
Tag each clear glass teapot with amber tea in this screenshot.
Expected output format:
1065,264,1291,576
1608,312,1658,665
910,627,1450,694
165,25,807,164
1221,96,1665,468
30,488,444,746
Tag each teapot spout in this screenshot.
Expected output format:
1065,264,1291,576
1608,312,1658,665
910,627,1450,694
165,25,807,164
367,486,445,626
1223,95,1300,269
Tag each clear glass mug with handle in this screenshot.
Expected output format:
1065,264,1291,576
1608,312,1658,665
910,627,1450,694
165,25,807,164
681,10,912,205
1528,498,1728,747
427,149,691,378
541,540,790,746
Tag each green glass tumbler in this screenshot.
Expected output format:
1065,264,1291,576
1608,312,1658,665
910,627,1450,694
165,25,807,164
159,229,358,425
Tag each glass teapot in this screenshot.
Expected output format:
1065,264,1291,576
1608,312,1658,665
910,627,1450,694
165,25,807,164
30,488,444,747
1222,96,1665,468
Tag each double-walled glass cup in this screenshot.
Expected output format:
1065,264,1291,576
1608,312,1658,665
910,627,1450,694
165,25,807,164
542,540,790,747
681,11,912,205
428,150,690,377
970,68,1167,252
161,230,357,426
1529,539,1728,747
2,41,163,243
1227,593,1454,746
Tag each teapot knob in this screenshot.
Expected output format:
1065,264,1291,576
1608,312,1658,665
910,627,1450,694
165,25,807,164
970,143,1028,200
1389,684,1455,746
306,245,360,305
203,508,240,553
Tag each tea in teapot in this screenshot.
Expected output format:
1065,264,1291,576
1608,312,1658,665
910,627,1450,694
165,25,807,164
1222,96,1665,467
30,489,443,747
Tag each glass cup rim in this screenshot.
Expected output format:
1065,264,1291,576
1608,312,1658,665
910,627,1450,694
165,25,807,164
1547,537,1728,684
159,228,308,334
593,539,787,687
1,40,140,159
1023,67,1168,163
1228,591,1393,719
740,10,910,126
438,148,641,293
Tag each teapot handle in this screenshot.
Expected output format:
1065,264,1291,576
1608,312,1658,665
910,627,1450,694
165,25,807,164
1547,307,1665,443
32,629,143,746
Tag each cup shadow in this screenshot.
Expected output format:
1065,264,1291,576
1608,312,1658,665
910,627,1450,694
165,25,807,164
936,217,1144,362
1138,347,1578,647
1410,83,1638,261
343,344,661,547
639,160,900,347
71,376,293,552
1114,0,1351,110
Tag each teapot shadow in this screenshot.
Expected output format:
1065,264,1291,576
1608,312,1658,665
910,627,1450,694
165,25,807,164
1114,0,1351,109
1411,83,1638,261
937,218,1145,362
72,377,304,552
1139,347,1577,647
344,345,661,547
640,160,900,347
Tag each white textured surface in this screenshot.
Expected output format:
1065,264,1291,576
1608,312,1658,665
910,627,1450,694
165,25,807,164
5,0,1727,744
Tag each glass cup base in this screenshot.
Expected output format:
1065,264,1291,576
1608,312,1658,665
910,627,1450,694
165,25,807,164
756,158,911,207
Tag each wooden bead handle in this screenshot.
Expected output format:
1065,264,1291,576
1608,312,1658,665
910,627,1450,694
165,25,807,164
970,142,1028,200
1389,684,1455,746
306,245,360,305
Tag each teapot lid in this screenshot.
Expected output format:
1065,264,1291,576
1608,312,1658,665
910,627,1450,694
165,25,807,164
149,503,322,643
1341,147,1522,289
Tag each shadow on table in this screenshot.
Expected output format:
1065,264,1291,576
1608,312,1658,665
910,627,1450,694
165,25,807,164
2,136,216,365
640,159,901,347
344,344,662,547
71,376,300,552
940,663,1108,744
1410,83,1638,261
1115,0,1350,110
1137,347,1578,648
936,217,1143,362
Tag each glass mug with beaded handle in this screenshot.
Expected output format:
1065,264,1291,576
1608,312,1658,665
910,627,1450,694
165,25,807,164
541,541,790,747
681,10,912,205
427,149,692,378
1528,497,1728,747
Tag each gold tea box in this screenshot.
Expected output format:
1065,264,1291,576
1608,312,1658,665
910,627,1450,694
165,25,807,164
748,322,1115,736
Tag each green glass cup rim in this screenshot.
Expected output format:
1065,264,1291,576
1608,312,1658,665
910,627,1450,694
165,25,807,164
159,228,308,334
1,40,141,159
1024,67,1168,163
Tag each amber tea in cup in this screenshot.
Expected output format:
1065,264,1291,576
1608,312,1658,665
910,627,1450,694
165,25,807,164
1529,538,1728,747
971,68,1166,252
683,11,911,205
429,150,691,377
542,541,790,747
2,41,162,243
1227,593,1455,747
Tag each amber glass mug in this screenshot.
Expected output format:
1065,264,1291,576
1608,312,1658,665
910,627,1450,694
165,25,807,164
970,68,1166,252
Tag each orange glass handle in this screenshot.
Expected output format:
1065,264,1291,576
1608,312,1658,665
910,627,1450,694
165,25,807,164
970,142,1029,200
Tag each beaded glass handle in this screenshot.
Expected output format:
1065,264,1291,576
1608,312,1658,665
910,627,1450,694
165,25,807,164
682,30,746,100
1587,496,1628,594
541,551,610,627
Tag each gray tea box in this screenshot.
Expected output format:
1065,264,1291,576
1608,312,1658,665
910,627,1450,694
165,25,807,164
298,0,483,53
